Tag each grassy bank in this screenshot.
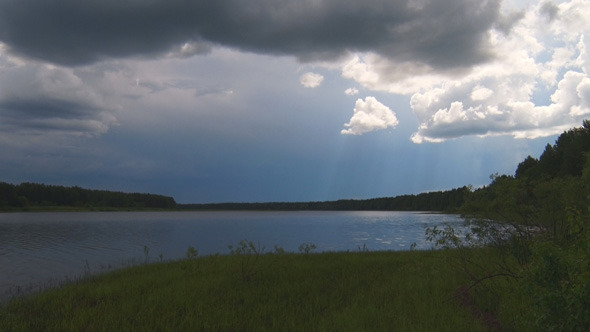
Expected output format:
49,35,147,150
0,249,509,331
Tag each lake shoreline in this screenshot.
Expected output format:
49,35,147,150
1,206,455,213
0,210,467,305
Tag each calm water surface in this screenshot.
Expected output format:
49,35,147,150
0,211,465,301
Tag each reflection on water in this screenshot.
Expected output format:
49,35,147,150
0,211,465,301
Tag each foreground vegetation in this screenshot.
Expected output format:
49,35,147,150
1,248,498,331
0,238,584,331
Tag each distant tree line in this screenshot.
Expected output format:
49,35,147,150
182,121,590,220
178,186,470,212
0,181,471,212
6,120,589,215
0,182,177,210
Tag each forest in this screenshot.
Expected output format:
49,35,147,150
178,186,469,211
0,182,177,210
0,180,469,212
434,120,590,331
461,120,590,234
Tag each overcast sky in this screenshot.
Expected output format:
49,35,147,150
0,0,588,203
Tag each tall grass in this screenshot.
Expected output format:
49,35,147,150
0,250,488,331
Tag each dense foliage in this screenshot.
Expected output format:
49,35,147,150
440,121,590,331
0,182,177,210
461,120,590,240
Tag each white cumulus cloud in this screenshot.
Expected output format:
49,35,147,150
341,0,590,143
341,97,398,135
300,72,324,88
345,87,359,95
470,85,494,101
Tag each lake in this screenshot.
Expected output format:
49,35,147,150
0,210,466,301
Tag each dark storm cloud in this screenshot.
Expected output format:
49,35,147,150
0,0,502,68
540,1,559,22
0,98,99,120
0,97,117,135
0,62,119,135
0,0,208,65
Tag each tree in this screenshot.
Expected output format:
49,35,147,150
515,155,539,179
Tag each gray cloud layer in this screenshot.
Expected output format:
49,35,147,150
0,0,501,68
0,62,119,136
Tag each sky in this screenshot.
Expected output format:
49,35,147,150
0,0,589,203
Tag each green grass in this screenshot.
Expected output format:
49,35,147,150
0,250,492,331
